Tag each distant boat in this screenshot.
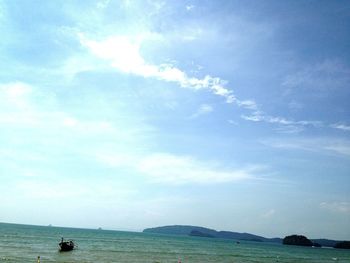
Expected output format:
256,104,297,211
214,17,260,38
59,238,75,252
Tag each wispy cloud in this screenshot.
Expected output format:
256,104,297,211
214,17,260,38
330,123,350,132
282,59,350,93
0,81,33,109
241,110,323,133
137,153,257,184
261,209,276,219
237,100,258,110
95,152,260,185
320,201,350,214
323,145,350,156
228,120,239,125
242,109,350,134
189,104,213,119
238,60,350,133
262,137,350,157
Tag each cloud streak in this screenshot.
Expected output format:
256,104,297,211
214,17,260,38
137,153,257,184
261,209,276,219
189,104,213,119
320,202,350,214
330,123,350,132
242,110,350,134
262,137,350,157
282,59,350,93
79,34,257,105
96,152,260,185
241,110,323,133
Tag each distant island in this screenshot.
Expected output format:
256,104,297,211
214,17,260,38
143,225,281,243
283,235,313,247
334,241,350,249
143,225,349,248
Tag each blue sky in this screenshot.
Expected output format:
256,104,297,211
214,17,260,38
0,0,349,240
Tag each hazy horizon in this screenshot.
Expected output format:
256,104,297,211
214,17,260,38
0,221,344,241
0,0,349,240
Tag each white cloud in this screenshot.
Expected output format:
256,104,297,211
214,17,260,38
95,153,260,185
237,100,258,110
320,202,350,214
79,35,347,135
4,82,32,97
261,209,276,219
330,123,350,132
80,35,145,74
0,82,33,109
323,145,350,156
94,151,259,185
189,104,213,119
241,112,263,122
137,153,255,184
273,125,305,134
241,107,350,135
241,110,324,133
58,54,106,78
282,59,350,92
186,5,195,11
79,34,237,104
262,138,350,157
199,104,213,113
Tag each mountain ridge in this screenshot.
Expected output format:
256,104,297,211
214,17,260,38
143,225,344,247
143,225,281,243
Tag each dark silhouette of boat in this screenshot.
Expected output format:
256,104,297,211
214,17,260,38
59,238,75,252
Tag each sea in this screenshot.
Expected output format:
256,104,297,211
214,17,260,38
0,223,349,263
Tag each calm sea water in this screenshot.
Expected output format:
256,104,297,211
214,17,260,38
0,223,349,263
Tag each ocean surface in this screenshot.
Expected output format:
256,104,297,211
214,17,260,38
0,223,349,263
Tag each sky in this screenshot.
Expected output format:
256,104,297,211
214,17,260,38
0,0,349,240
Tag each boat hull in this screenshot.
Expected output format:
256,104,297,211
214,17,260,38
59,241,74,252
